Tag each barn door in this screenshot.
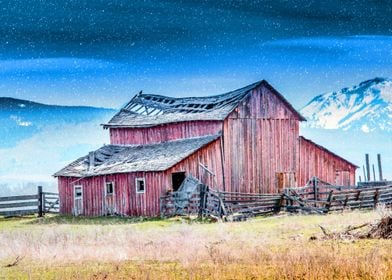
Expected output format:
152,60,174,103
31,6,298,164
335,171,350,186
104,182,116,215
276,172,296,192
73,185,83,216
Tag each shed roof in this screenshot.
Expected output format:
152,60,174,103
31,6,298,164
54,134,220,178
103,80,305,128
299,136,359,168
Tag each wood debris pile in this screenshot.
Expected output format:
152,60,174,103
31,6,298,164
313,216,392,240
367,216,392,239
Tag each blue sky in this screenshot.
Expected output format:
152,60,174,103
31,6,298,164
1,1,392,186
0,1,392,108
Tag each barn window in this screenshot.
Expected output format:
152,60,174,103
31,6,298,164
136,178,145,193
74,185,82,198
105,182,114,195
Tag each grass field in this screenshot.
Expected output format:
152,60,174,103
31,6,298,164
1,210,392,279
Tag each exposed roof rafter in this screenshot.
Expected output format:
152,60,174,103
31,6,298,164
103,80,305,128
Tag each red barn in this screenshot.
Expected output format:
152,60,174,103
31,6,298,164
54,80,357,216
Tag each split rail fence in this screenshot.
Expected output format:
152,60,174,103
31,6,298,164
161,178,392,220
284,178,392,214
161,185,283,221
0,186,59,217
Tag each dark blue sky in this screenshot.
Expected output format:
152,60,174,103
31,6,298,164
1,0,392,108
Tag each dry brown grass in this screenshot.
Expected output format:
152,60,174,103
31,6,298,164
1,210,392,279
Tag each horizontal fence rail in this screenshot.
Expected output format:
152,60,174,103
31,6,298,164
160,185,284,221
284,177,392,214
160,177,392,221
0,186,59,217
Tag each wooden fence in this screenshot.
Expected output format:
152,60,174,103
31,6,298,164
160,177,392,220
284,177,392,214
211,190,283,220
0,186,59,217
160,185,283,221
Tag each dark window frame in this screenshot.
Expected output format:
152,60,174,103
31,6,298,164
105,182,115,196
136,178,146,194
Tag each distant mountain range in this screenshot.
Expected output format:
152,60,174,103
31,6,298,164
301,77,392,132
0,98,115,188
0,97,115,148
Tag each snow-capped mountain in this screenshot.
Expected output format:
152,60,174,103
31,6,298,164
301,77,392,132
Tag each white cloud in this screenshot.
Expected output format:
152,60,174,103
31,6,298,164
361,124,370,133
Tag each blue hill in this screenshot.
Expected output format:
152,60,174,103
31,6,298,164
0,97,115,148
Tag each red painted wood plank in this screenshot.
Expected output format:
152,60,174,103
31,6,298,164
110,121,222,145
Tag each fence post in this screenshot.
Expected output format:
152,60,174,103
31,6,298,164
374,189,379,208
343,195,348,209
160,197,164,218
275,194,285,213
312,177,318,206
326,190,334,212
37,186,43,217
198,184,207,219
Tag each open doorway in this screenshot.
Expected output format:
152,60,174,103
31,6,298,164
172,172,186,191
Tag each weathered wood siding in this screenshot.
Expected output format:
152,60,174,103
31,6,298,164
166,138,224,190
297,137,356,186
110,121,222,145
222,86,300,193
58,172,167,216
58,139,223,216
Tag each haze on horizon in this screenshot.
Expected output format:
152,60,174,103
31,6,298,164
0,1,392,109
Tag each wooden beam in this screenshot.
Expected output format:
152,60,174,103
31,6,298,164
0,195,38,202
0,201,38,209
377,154,383,181
365,154,370,182
0,209,37,217
38,186,43,217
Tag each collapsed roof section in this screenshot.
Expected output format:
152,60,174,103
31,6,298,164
54,134,220,177
103,80,305,128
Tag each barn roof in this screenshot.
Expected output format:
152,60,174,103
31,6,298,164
54,134,220,178
103,80,305,128
299,136,359,168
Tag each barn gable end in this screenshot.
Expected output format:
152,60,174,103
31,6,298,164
228,81,305,121
222,82,302,194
